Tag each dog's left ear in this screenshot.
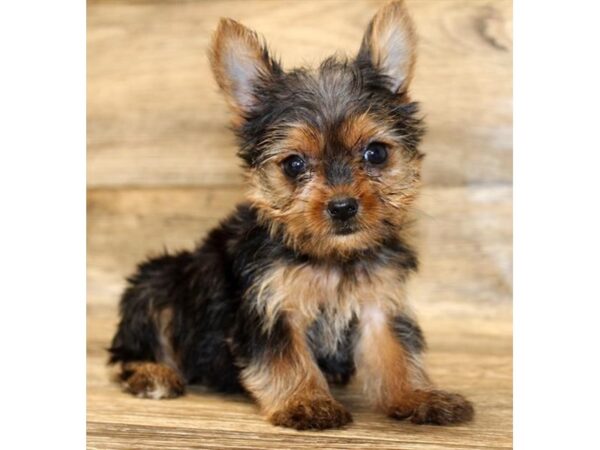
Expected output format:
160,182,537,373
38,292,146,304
357,1,417,94
209,18,280,121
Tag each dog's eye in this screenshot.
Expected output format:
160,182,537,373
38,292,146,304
363,142,388,165
282,155,307,178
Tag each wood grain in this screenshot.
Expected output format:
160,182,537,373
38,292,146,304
88,311,512,449
87,185,512,316
87,0,512,448
87,0,512,188
87,185,512,449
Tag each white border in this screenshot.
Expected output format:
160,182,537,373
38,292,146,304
1,0,600,448
0,1,85,449
515,1,600,449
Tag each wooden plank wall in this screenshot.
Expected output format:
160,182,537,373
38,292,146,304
88,0,512,187
87,1,513,448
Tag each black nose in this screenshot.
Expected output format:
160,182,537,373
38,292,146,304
327,197,358,221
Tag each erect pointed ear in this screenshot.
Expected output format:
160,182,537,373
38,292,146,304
209,18,280,119
357,1,417,94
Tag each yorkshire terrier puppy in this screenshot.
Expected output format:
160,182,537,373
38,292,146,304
109,1,474,430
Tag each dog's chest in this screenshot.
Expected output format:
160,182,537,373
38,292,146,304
253,261,408,352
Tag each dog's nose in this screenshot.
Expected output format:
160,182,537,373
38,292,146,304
327,197,358,221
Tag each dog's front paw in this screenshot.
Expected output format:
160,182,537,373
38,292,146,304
403,390,474,425
269,396,352,430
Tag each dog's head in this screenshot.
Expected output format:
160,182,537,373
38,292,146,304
210,1,424,259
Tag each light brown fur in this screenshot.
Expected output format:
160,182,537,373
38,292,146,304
246,112,422,260
241,317,352,429
117,0,474,429
360,0,417,93
248,260,410,339
356,305,429,414
121,362,185,399
154,306,179,370
355,305,473,424
209,18,275,126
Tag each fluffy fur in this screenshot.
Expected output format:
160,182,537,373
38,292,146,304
108,1,473,430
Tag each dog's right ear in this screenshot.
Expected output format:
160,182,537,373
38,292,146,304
209,19,281,123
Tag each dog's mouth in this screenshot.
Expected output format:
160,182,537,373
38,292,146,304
332,221,359,236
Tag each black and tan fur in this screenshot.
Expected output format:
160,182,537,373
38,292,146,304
109,1,474,430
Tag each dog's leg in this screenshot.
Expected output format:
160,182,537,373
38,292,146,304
109,260,187,400
119,306,185,399
355,306,474,425
237,313,352,430
118,361,185,399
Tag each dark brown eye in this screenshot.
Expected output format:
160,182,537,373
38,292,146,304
363,142,388,165
282,155,307,178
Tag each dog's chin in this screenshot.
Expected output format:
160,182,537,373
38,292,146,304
333,225,358,236
324,230,379,258
328,227,375,249
331,221,360,236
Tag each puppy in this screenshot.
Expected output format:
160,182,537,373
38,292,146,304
108,0,474,430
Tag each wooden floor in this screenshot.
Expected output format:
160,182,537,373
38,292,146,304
87,1,512,449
